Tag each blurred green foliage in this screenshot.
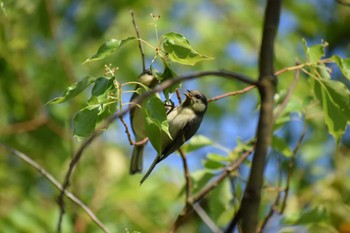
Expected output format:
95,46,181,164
1,0,350,232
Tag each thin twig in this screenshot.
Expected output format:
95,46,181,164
273,67,300,123
178,148,192,203
0,144,110,233
130,10,146,71
280,120,306,213
257,155,283,233
193,203,223,233
208,85,256,103
175,89,183,104
193,145,254,203
118,115,148,146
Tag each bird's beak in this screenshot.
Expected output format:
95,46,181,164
184,90,193,99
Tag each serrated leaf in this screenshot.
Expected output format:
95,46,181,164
83,37,136,64
310,78,350,144
73,105,100,139
161,32,213,65
182,135,213,153
330,55,350,80
272,136,293,157
142,95,170,154
302,39,325,64
47,76,95,104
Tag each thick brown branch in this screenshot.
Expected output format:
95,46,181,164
235,0,282,232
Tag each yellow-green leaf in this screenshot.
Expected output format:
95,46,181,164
161,32,213,66
83,37,136,64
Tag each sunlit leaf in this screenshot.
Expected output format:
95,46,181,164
47,76,95,104
83,37,136,64
73,105,100,139
203,159,225,170
310,78,350,144
330,55,350,80
302,39,326,64
161,32,213,65
182,135,213,153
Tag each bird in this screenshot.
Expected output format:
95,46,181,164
129,71,158,174
140,90,208,184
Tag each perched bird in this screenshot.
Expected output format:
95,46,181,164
129,71,158,174
140,90,208,184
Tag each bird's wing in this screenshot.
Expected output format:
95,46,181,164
160,116,201,161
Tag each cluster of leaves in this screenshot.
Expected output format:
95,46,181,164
48,32,212,149
301,40,350,144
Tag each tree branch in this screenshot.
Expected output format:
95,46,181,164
193,203,222,233
178,148,192,203
207,85,255,103
233,0,282,232
0,144,110,233
130,10,146,72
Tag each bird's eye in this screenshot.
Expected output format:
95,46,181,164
195,94,201,99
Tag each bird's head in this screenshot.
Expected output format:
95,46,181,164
183,90,208,114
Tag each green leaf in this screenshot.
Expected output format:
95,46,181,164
282,206,329,225
207,153,229,162
161,32,213,65
73,105,100,139
160,64,180,99
83,37,136,64
182,135,213,153
310,78,350,144
330,55,350,80
203,159,225,170
142,95,170,154
191,170,215,194
302,39,326,64
88,76,116,104
91,77,115,96
272,136,293,157
47,76,95,104
209,179,233,223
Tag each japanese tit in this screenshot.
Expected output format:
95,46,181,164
140,90,208,184
129,71,158,174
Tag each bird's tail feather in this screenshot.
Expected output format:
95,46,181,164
140,155,160,185
129,145,144,174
